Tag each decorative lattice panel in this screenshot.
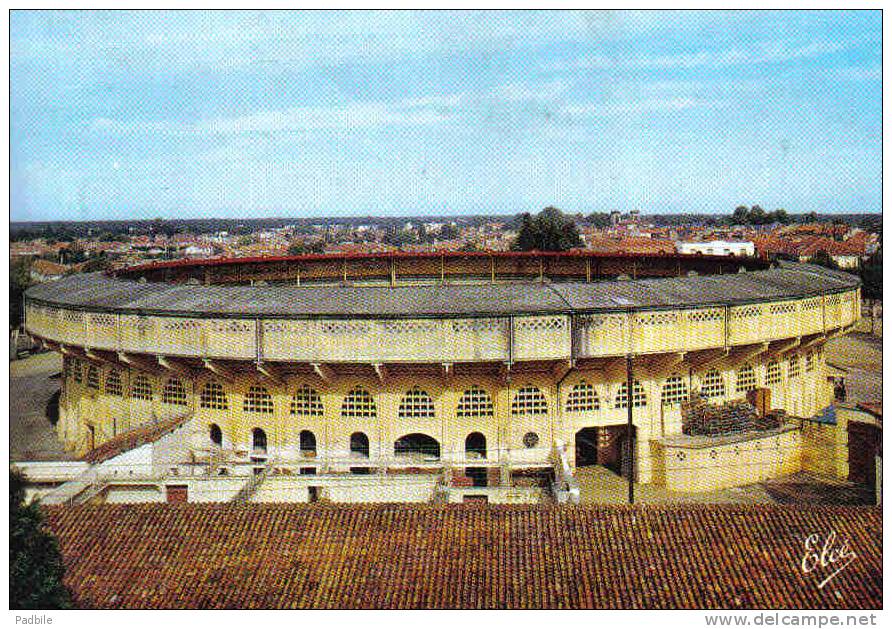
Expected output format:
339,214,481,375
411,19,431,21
511,385,548,416
456,386,494,417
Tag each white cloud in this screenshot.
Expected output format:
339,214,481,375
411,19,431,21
494,78,569,102
92,95,460,137
563,97,723,117
547,38,854,73
827,65,881,81
91,78,579,138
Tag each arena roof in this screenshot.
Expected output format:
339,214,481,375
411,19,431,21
25,261,859,319
44,503,881,609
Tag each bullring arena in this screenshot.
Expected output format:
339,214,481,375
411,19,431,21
22,251,861,504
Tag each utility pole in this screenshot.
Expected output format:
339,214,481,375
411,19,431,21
626,353,635,505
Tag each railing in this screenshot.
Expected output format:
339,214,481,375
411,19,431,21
40,466,100,506
28,289,861,364
229,458,276,503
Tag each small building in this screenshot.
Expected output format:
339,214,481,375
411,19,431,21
29,258,70,283
677,240,755,257
840,402,882,504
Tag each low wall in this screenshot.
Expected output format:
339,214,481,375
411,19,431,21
250,474,439,503
445,486,546,504
653,424,802,492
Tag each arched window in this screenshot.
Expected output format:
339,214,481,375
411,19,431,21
162,378,188,406
766,360,782,385
299,430,317,455
661,375,688,407
291,385,323,416
394,433,440,459
252,427,267,454
350,432,370,458
86,365,100,390
699,369,725,399
456,385,494,417
614,380,647,409
243,385,274,414
209,423,222,446
398,387,435,418
200,381,229,410
341,386,376,418
465,432,487,459
788,354,801,379
131,374,153,400
736,364,757,393
511,385,548,416
566,382,600,412
105,370,123,396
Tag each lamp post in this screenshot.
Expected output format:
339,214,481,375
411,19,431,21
626,353,635,505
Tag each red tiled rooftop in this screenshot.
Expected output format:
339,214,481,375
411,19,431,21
30,258,70,277
44,503,881,609
83,413,192,465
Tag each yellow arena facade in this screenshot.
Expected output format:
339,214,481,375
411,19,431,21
23,251,861,504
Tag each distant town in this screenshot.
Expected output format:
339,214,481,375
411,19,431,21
10,206,882,282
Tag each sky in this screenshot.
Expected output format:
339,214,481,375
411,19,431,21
10,10,882,222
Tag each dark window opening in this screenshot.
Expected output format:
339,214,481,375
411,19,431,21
394,433,440,460
252,427,267,454
466,467,488,487
575,427,599,467
465,432,487,459
350,432,370,458
210,423,223,447
299,430,317,456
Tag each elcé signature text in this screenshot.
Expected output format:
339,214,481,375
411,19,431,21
801,530,857,589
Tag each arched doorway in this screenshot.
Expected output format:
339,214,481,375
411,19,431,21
465,432,487,459
394,433,440,460
614,427,637,480
575,427,599,467
252,427,267,454
209,423,222,447
299,430,317,456
350,432,369,458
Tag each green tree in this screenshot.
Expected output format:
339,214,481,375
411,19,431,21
586,212,611,228
807,249,839,270
860,249,882,301
732,206,750,225
9,469,72,609
802,211,819,223
439,224,460,240
511,207,583,252
771,208,791,225
10,258,32,330
383,227,417,248
288,241,325,256
749,205,767,225
731,205,791,226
